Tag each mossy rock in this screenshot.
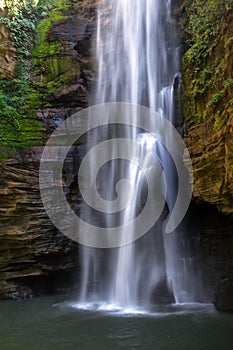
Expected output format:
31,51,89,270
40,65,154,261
33,0,80,88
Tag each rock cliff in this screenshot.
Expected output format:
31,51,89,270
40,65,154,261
0,0,96,299
176,0,233,312
183,8,233,214
177,0,233,214
0,3,16,78
0,22,16,78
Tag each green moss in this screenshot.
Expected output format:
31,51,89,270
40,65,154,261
0,0,81,159
213,112,225,130
0,0,75,159
32,0,76,87
0,1,56,70
0,76,42,158
180,0,232,66
0,1,55,158
207,79,233,109
180,0,233,127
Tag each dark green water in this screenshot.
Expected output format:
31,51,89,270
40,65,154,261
0,296,232,350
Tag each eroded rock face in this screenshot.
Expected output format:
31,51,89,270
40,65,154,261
181,7,233,215
33,4,96,109
179,2,233,312
0,0,96,299
0,156,80,299
185,117,233,213
0,13,16,78
193,204,233,312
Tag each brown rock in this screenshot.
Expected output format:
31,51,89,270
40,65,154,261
0,0,97,299
0,21,16,78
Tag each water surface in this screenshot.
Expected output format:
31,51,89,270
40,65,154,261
0,296,232,350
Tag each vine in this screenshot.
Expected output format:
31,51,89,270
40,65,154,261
180,0,232,66
0,0,54,158
0,0,53,70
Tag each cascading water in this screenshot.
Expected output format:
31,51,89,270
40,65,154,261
78,0,203,309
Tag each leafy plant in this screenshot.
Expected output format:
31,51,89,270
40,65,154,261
0,77,42,151
0,0,54,71
181,0,232,66
0,0,79,158
0,1,53,157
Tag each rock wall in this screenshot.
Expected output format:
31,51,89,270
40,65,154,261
0,0,96,299
178,1,233,214
175,0,233,312
0,158,79,299
188,203,233,312
0,5,16,78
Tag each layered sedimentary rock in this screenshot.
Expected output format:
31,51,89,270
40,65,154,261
0,0,96,299
0,5,16,78
180,3,233,214
0,148,85,299
177,0,233,311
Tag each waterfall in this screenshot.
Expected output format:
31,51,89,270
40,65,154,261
78,0,203,309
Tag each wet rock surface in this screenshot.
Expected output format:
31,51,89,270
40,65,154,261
188,202,233,312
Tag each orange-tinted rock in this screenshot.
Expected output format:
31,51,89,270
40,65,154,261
0,21,16,78
182,8,233,216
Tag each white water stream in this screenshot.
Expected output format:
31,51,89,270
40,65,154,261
79,0,203,309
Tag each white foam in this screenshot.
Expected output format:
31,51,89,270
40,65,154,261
65,301,215,317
